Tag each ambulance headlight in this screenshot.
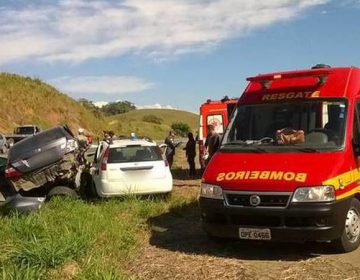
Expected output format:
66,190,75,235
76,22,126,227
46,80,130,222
292,186,335,202
200,183,223,200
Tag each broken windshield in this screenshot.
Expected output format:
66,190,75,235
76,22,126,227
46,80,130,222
222,99,347,152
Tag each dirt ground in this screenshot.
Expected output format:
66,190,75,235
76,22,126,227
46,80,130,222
128,183,360,280
126,147,360,280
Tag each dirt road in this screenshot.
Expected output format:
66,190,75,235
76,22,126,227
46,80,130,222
129,183,360,280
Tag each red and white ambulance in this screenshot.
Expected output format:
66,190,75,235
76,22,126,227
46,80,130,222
198,97,238,168
199,65,360,252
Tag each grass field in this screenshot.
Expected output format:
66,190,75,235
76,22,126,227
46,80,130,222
0,152,199,280
0,73,105,135
0,73,198,140
0,195,196,280
106,109,198,140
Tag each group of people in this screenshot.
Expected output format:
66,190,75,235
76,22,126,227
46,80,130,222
164,124,220,177
77,125,221,177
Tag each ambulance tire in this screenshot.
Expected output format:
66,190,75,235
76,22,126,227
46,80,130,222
333,198,360,253
47,186,79,200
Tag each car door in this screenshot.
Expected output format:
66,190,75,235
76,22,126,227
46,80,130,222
92,141,107,186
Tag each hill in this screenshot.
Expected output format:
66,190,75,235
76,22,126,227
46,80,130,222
0,73,104,134
107,109,198,139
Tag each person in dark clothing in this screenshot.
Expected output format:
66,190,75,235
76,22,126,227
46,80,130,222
184,132,196,177
165,131,176,168
205,125,220,164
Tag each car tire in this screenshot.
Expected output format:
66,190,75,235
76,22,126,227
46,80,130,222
47,186,79,200
332,198,360,253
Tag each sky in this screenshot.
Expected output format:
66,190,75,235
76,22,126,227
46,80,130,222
0,0,360,112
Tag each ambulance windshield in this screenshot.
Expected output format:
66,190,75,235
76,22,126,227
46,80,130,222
222,100,347,152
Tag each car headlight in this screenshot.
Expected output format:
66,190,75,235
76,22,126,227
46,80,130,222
200,183,223,200
292,186,335,202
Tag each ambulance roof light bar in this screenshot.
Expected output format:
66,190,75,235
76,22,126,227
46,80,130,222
247,69,330,90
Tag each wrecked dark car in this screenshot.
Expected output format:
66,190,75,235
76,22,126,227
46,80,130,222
1,126,88,212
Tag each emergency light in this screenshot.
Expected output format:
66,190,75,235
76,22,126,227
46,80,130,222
247,69,330,90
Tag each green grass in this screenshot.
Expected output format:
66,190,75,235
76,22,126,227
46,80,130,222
0,73,199,140
107,109,199,139
0,194,196,280
0,73,105,135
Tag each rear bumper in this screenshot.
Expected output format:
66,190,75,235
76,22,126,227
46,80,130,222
95,176,173,197
0,194,45,213
199,196,351,242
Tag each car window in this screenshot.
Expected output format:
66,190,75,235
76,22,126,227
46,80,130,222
108,145,162,163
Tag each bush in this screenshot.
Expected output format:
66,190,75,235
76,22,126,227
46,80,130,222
142,114,163,125
101,101,136,116
171,122,190,137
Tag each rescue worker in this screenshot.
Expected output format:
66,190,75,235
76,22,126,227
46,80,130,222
184,132,196,177
165,131,176,168
205,125,220,164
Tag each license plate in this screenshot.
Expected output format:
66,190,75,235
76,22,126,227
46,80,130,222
239,228,271,240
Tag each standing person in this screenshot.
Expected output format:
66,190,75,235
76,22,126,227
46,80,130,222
205,125,221,164
184,132,196,177
165,131,176,168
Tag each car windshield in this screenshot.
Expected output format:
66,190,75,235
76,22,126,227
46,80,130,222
108,145,162,163
222,99,347,152
15,127,35,134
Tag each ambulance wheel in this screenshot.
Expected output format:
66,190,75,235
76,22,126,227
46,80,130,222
333,198,360,253
47,186,78,200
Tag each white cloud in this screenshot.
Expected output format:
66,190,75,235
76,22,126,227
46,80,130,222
49,75,154,95
0,0,329,65
136,103,176,110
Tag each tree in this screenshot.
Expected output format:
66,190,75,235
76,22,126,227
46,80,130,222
78,98,103,119
171,122,190,137
101,101,136,116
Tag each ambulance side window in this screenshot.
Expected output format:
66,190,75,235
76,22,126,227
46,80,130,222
353,102,360,154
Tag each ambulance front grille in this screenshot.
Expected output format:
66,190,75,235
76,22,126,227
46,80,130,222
225,192,291,208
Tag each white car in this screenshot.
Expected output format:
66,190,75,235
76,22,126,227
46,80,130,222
91,139,173,197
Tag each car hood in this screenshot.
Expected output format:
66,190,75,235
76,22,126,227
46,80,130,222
203,151,352,192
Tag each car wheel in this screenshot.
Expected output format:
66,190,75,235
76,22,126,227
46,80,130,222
333,198,360,253
47,186,79,200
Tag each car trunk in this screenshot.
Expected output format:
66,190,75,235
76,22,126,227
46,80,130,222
103,145,167,192
6,126,78,192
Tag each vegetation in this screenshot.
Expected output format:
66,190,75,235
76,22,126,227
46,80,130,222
171,122,191,137
101,101,136,116
0,73,198,140
142,114,163,125
0,193,196,279
0,73,104,135
107,109,198,140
